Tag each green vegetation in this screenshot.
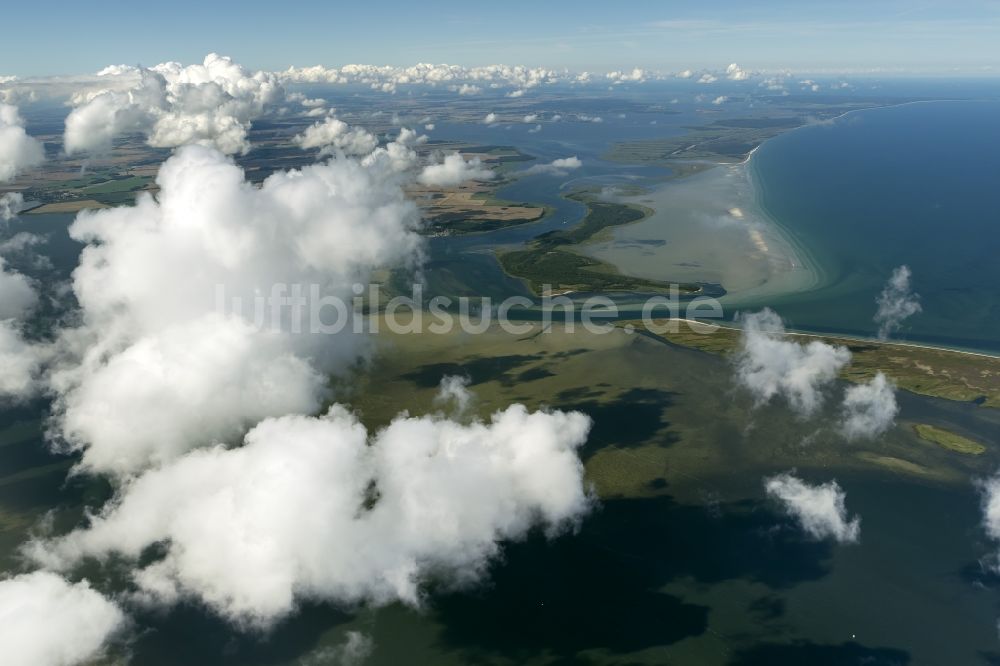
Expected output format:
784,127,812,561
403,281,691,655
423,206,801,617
913,424,987,455
606,125,791,164
80,175,150,195
498,199,701,295
430,208,547,234
628,320,1000,408
542,198,646,245
25,171,155,208
604,106,875,166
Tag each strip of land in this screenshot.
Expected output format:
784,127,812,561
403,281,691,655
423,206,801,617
604,104,881,167
498,196,702,295
626,319,1000,408
913,424,986,455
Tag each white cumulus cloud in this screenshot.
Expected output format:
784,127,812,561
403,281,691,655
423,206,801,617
840,372,898,440
975,473,1000,572
418,152,494,187
30,393,592,627
523,156,582,176
0,571,125,666
734,309,851,416
765,472,861,543
0,250,42,401
726,63,750,81
874,265,921,340
46,144,423,477
0,103,44,182
0,191,25,220
64,54,283,155
293,116,377,156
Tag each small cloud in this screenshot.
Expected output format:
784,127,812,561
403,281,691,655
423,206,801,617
483,112,497,124
978,474,1000,567
523,156,582,176
0,192,25,220
726,63,749,81
711,95,728,105
300,632,373,666
874,265,921,340
435,375,473,414
839,372,898,440
293,116,377,156
0,571,126,666
0,104,45,182
418,152,495,187
734,309,851,416
765,472,861,543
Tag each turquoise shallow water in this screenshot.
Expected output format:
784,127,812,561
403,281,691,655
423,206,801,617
744,101,1000,352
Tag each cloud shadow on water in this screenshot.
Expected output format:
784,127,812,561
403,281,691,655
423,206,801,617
432,493,838,661
727,640,910,665
564,387,680,458
126,602,354,666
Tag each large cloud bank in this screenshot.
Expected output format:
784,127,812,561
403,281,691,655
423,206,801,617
0,103,44,182
276,62,756,95
874,265,921,340
31,390,591,627
47,143,423,476
5,95,592,648
280,63,563,95
764,472,861,543
0,571,125,666
63,54,283,154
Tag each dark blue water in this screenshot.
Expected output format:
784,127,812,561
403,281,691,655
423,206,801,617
748,101,1000,352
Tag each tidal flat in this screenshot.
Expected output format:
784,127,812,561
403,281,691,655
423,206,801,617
579,163,820,304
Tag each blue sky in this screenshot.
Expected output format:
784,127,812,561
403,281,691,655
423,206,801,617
4,0,1000,77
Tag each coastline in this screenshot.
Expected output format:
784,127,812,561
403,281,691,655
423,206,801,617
576,157,821,303
669,317,1000,361
576,98,979,310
